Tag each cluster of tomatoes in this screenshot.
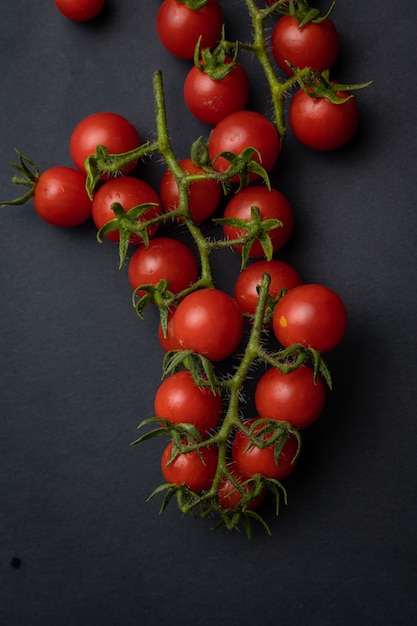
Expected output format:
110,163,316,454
4,0,366,534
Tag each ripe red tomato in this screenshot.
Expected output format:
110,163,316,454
234,259,303,318
161,441,218,492
69,112,140,176
289,88,359,151
232,419,299,480
156,0,223,60
217,462,266,511
255,365,326,429
222,186,294,257
159,158,222,223
273,283,347,353
154,370,222,433
91,176,162,244
54,0,105,21
173,288,244,361
158,308,181,352
33,166,92,227
184,58,250,125
128,237,199,297
208,110,280,180
271,15,339,75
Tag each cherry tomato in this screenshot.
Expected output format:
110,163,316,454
173,288,244,361
271,15,339,76
33,166,92,227
273,283,348,353
161,441,218,492
128,237,199,297
70,112,140,176
208,110,280,180
91,176,162,244
158,308,181,352
159,158,222,224
154,370,222,433
255,365,326,429
234,259,303,318
54,0,105,21
289,88,359,151
217,462,266,511
232,419,299,480
222,186,294,257
156,0,224,60
184,58,250,125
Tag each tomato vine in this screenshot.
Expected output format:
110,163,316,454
2,0,370,537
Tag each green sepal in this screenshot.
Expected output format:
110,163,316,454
1,150,40,206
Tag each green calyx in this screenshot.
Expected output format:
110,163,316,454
281,0,337,27
1,150,39,206
295,68,372,103
175,0,210,10
193,28,240,81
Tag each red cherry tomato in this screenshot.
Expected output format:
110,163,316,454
91,176,162,244
232,419,299,480
222,186,294,257
184,58,250,125
54,0,105,22
69,112,140,176
208,110,280,181
273,283,348,353
128,237,199,297
173,288,244,361
289,89,359,151
154,370,222,434
234,259,303,318
156,0,223,60
159,158,222,224
217,462,266,511
161,441,218,492
271,15,339,75
255,365,326,429
33,166,92,227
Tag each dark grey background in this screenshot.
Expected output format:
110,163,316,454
1,1,416,625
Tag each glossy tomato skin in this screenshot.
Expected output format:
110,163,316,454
159,158,221,224
234,259,303,318
91,176,162,244
217,462,266,511
70,112,140,176
128,237,199,297
273,283,347,353
289,89,359,151
154,370,222,433
161,441,218,492
232,419,299,480
271,15,339,75
173,288,244,361
208,111,280,180
33,166,92,227
255,365,326,429
156,0,223,60
184,59,250,125
223,186,294,257
54,0,105,21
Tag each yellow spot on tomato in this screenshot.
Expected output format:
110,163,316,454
279,315,287,328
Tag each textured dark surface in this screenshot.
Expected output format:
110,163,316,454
1,2,416,625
